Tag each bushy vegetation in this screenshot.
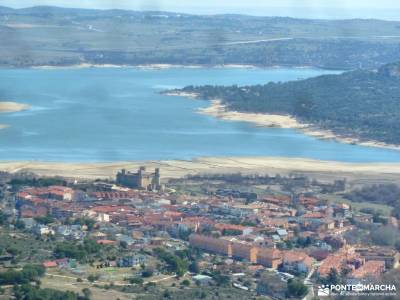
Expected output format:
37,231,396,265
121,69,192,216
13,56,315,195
345,184,400,218
8,177,67,188
370,226,400,247
13,284,89,300
0,212,8,226
34,215,55,225
153,248,188,277
54,239,100,261
0,264,45,285
286,279,309,298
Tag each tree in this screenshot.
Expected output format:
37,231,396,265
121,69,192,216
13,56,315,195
141,268,154,278
153,248,188,277
82,288,91,299
15,220,25,230
326,268,341,285
286,279,308,298
74,218,96,231
0,212,7,226
13,284,81,300
34,215,55,225
212,271,230,287
87,274,99,283
119,241,128,249
395,240,400,251
181,279,190,286
371,226,399,246
189,261,200,274
54,239,100,261
163,289,171,298
129,277,144,285
222,229,242,236
6,247,20,256
0,264,45,285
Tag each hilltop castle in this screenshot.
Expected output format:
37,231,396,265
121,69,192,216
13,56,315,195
116,167,161,191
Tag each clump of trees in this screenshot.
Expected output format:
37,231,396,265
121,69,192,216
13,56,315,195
0,264,45,285
34,215,55,225
72,218,96,231
87,274,100,283
8,177,67,188
286,279,308,298
0,212,8,226
345,184,400,218
13,284,90,300
370,226,400,248
54,239,100,261
153,248,188,277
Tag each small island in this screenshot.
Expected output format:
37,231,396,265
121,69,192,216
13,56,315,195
0,101,31,129
0,101,31,113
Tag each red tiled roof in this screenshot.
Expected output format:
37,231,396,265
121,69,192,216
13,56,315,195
350,260,385,279
96,239,117,245
215,223,247,232
283,250,313,264
43,261,57,268
302,212,325,219
91,205,133,214
319,255,342,276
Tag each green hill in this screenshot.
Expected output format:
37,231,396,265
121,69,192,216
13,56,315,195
176,62,400,145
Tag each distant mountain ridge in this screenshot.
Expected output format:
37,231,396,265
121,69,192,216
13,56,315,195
0,6,399,21
0,5,187,17
176,62,400,145
1,6,400,68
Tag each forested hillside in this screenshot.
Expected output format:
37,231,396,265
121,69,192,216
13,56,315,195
176,62,400,144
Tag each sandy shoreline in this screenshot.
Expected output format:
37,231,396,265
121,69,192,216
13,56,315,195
168,92,400,152
198,100,304,129
1,157,400,182
0,101,31,113
0,101,31,130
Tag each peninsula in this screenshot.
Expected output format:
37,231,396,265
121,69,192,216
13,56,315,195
170,62,400,148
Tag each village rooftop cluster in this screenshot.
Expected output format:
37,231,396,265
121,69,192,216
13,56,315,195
0,167,398,298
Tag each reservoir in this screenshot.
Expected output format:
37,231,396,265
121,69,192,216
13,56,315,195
1,67,400,162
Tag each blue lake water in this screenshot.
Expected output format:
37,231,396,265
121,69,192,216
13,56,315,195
1,67,400,163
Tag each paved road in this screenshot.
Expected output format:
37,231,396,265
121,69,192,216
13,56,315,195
303,263,320,300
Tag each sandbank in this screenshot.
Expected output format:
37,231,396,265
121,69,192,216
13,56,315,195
169,92,400,152
0,101,31,113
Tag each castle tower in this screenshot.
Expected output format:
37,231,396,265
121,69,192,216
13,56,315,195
154,168,161,189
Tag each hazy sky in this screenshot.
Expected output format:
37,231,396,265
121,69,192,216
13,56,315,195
1,0,400,19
